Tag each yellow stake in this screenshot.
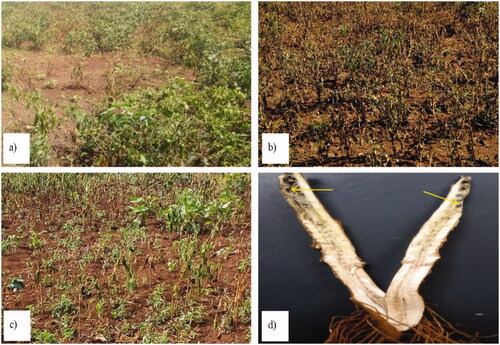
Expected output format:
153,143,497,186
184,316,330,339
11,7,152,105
292,187,334,194
423,191,458,205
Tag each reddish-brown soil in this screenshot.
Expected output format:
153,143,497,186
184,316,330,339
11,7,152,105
259,2,498,167
2,175,250,343
2,50,195,165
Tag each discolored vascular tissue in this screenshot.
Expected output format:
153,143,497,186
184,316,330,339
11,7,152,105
259,2,498,167
2,173,251,343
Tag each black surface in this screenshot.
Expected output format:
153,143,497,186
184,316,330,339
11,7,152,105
259,173,498,343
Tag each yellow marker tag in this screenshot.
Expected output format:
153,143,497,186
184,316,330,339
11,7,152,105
292,187,334,194
423,191,458,205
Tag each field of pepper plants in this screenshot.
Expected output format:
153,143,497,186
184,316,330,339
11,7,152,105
259,2,498,167
2,173,251,343
2,2,250,166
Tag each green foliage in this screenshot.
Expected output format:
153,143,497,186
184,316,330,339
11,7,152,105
22,90,58,166
51,294,77,317
41,258,56,271
73,78,249,166
2,234,24,254
111,298,129,320
44,80,58,89
141,327,170,344
29,232,44,250
139,2,250,94
2,4,51,50
32,329,59,343
164,188,233,235
2,2,250,92
128,195,156,225
238,257,251,272
147,284,172,325
118,224,146,253
174,238,220,292
473,98,497,130
179,302,205,325
63,3,148,55
95,299,106,316
310,121,330,133
167,260,177,271
25,91,57,137
2,65,13,91
30,136,53,167
238,294,252,323
57,315,75,340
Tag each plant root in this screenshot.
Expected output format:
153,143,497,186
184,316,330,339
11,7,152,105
326,305,483,343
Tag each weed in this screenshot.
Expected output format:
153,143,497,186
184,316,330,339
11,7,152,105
29,232,44,250
2,234,24,254
44,80,58,89
238,257,251,272
95,299,106,317
51,294,77,317
32,329,59,343
57,315,75,341
111,298,129,320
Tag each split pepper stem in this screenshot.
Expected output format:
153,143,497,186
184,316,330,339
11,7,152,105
279,173,471,333
386,176,471,331
279,174,388,319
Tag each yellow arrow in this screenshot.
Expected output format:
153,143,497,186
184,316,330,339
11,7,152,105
423,191,458,205
292,187,334,194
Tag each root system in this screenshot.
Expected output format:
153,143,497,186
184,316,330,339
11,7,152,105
326,305,483,343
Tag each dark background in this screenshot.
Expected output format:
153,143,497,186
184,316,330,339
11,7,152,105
259,173,498,343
